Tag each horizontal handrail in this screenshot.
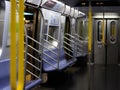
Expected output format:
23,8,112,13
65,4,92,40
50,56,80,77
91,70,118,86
43,52,58,63
26,35,42,46
64,33,85,48
63,42,82,53
26,61,41,71
72,35,85,43
26,69,39,79
74,33,85,40
25,35,58,56
42,58,58,69
25,51,41,63
43,39,59,49
43,45,59,56
74,38,85,44
74,37,82,42
63,41,72,47
64,36,74,43
25,43,58,62
75,40,87,49
44,34,59,42
75,42,84,48
64,35,84,52
64,34,87,54
65,33,75,38
64,39,82,53
63,46,73,53
64,36,82,47
64,51,73,58
25,43,42,54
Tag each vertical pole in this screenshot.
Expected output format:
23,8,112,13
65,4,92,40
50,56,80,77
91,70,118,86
10,0,17,90
17,0,25,89
88,3,92,54
88,1,92,90
102,11,105,45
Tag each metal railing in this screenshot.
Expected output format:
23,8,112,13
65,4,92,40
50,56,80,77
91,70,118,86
64,33,86,57
25,34,59,70
73,33,85,40
24,27,42,83
41,34,59,69
63,33,76,58
44,34,59,42
73,33,88,56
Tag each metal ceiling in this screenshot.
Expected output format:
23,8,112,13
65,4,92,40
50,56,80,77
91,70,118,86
59,0,120,7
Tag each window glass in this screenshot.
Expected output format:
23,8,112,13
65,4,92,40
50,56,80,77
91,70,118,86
48,26,58,41
0,0,5,56
97,21,102,42
83,21,88,40
77,20,88,41
110,21,116,42
79,21,83,39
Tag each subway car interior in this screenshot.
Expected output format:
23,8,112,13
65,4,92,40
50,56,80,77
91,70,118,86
0,0,120,90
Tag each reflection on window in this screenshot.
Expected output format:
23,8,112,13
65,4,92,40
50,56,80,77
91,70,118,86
24,11,34,44
44,26,59,47
97,21,102,42
44,20,48,39
78,21,88,41
48,26,58,41
79,21,83,38
83,21,88,40
110,21,116,42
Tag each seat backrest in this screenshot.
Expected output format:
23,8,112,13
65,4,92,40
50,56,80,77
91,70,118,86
0,59,10,79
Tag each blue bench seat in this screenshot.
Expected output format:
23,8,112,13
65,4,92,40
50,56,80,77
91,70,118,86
0,59,41,90
43,48,76,71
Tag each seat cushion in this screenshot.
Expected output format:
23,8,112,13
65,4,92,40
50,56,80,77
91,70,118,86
43,48,76,71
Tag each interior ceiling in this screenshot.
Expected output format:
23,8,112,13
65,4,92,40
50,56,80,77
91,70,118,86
59,0,120,7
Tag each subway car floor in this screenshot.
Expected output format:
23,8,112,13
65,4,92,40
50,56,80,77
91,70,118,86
32,61,120,90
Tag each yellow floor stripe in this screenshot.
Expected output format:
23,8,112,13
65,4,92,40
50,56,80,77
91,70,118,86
17,0,25,90
10,0,17,90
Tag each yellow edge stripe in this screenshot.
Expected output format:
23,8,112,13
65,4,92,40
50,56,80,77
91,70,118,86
102,19,105,45
10,0,17,90
88,6,92,54
17,0,25,90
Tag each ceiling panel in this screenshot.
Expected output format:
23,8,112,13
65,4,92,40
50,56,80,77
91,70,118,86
59,0,120,7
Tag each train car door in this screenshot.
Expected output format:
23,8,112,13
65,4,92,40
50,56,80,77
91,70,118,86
106,19,119,64
94,18,119,65
94,19,106,64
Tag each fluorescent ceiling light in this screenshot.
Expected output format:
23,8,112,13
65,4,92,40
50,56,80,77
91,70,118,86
24,12,34,15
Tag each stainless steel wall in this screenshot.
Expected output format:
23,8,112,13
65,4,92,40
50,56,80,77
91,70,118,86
0,0,5,57
0,1,10,60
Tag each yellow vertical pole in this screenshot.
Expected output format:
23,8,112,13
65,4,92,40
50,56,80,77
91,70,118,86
102,12,105,45
88,4,92,54
10,0,17,90
17,0,25,89
88,3,92,90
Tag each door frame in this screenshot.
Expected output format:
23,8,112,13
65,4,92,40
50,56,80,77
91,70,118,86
92,14,120,65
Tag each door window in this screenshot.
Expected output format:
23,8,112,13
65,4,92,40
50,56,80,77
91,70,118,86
97,21,102,42
110,21,116,43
